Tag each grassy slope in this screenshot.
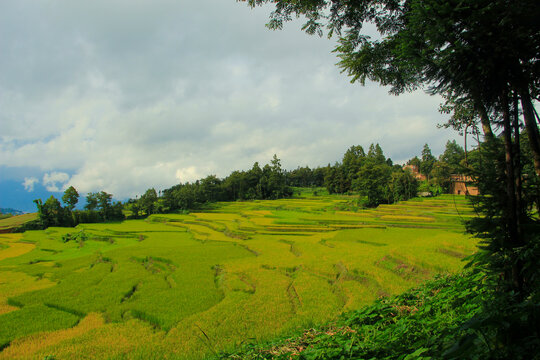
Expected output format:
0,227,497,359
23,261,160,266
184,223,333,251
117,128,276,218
0,213,37,232
0,194,476,359
216,270,487,360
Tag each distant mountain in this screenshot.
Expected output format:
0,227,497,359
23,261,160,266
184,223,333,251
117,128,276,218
0,208,25,215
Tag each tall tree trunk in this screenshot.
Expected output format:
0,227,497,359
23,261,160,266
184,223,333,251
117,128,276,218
474,100,495,140
532,103,540,126
519,89,540,177
501,91,523,295
501,91,519,242
464,124,469,165
512,92,522,224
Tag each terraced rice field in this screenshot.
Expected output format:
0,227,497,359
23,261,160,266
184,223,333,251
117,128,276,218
0,194,477,359
0,213,37,233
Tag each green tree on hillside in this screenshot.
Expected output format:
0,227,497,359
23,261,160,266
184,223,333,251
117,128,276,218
287,166,317,187
353,145,392,206
389,170,418,202
407,156,421,171
200,176,223,202
367,144,386,165
62,186,79,211
246,162,263,199
356,158,392,207
324,163,349,194
342,145,365,181
34,196,70,228
420,144,436,180
125,198,142,218
266,154,290,199
440,140,465,173
140,188,158,215
430,161,452,193
85,193,99,211
96,191,113,221
222,170,247,200
83,191,123,222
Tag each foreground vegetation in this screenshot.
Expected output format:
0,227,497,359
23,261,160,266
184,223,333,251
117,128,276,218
217,270,489,360
0,194,475,359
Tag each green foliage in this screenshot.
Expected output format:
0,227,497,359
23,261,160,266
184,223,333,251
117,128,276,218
389,171,418,202
216,271,489,360
133,144,461,216
466,140,540,288
139,188,158,216
287,166,326,188
324,162,349,195
62,186,79,211
355,157,392,207
32,189,124,230
417,181,442,196
61,230,89,243
72,209,105,224
408,156,421,169
156,155,293,213
323,144,418,207
342,145,365,181
431,161,452,193
85,192,99,211
458,139,540,359
34,196,64,228
420,143,436,179
440,140,466,173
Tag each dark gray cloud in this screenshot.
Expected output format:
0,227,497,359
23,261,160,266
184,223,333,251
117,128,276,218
0,0,460,199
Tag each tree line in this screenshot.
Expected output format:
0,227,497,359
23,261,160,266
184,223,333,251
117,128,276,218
22,187,123,231
125,155,292,216
128,141,468,216
27,141,469,226
323,143,417,207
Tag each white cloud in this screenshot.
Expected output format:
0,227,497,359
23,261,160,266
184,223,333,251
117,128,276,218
175,166,202,184
0,0,462,202
43,172,70,192
22,177,38,192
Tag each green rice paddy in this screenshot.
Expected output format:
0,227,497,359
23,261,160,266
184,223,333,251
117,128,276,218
0,194,477,359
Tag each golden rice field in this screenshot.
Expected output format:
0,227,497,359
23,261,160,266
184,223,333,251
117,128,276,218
0,194,477,359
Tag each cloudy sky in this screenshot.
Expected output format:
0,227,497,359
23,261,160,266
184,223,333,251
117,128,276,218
0,0,461,212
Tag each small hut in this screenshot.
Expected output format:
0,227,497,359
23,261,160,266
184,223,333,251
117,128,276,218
450,174,479,195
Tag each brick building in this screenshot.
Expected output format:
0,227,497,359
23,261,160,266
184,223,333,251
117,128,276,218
450,174,479,195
